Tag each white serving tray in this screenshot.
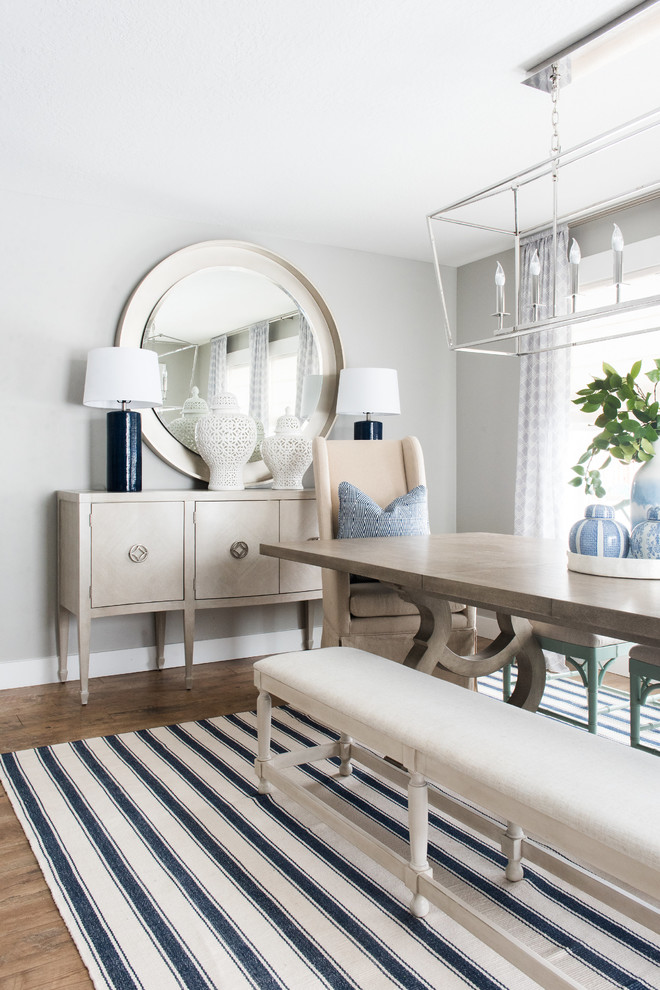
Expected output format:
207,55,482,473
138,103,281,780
567,551,660,579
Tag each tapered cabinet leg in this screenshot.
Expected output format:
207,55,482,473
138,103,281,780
154,612,166,670
78,616,91,705
304,600,315,650
183,608,195,689
57,606,70,683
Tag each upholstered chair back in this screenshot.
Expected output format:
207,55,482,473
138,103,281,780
313,437,426,540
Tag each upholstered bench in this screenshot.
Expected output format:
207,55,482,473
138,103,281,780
254,646,660,990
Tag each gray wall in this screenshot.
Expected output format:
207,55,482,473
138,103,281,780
1,187,457,677
456,253,519,534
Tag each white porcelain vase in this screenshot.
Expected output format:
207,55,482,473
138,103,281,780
630,440,660,528
261,408,312,490
168,387,209,453
195,392,257,490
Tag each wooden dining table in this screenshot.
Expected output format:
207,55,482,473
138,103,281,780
260,531,660,711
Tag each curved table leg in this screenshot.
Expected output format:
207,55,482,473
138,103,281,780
397,588,546,710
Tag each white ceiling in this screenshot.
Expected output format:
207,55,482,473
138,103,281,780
3,0,660,264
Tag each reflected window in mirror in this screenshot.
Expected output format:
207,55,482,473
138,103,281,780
143,282,320,451
115,240,343,484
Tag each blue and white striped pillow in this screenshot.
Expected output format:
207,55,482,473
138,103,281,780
336,482,430,538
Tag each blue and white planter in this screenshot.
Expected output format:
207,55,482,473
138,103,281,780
568,504,630,558
630,506,660,559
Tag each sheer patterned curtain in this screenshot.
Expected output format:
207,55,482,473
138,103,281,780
249,321,270,430
514,227,571,540
294,315,319,420
207,333,227,401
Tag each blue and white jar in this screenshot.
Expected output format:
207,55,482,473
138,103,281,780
568,504,630,557
630,506,660,559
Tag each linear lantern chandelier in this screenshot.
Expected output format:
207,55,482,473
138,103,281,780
428,1,660,357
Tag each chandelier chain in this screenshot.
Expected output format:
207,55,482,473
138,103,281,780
550,62,561,176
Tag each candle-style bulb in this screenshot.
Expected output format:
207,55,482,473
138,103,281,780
569,238,581,264
612,224,624,252
530,250,541,276
494,262,506,323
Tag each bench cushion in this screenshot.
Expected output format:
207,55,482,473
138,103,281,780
630,644,660,667
254,647,660,881
531,621,629,650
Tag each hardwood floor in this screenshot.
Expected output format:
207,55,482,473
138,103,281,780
0,655,632,989
0,658,261,990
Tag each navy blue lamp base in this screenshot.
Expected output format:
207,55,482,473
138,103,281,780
354,419,383,440
107,410,142,492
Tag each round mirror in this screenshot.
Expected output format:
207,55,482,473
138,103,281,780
116,240,344,483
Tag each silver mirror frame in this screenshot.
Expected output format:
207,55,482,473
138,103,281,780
116,240,344,484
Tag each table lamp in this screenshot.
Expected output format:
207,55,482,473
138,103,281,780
83,347,163,492
336,367,400,439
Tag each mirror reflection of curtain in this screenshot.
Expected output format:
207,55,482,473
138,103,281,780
514,226,570,540
294,315,320,420
249,321,270,429
208,333,227,401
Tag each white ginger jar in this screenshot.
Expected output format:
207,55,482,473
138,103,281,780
168,387,209,453
195,392,257,490
261,407,312,490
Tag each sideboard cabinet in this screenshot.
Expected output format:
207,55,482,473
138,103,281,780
57,489,322,703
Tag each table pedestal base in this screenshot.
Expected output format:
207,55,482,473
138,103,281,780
397,588,546,710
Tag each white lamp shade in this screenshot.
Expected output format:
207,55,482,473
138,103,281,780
336,368,400,416
83,347,163,409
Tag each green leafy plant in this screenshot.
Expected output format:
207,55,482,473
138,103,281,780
570,359,660,496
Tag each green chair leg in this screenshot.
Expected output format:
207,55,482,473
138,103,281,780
503,635,632,736
502,662,513,703
586,654,599,735
628,651,660,752
630,667,643,748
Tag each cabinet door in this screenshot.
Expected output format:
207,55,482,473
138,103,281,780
91,502,184,607
279,499,322,594
195,501,279,600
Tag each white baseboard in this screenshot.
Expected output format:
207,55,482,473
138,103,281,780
476,613,630,679
1,627,320,691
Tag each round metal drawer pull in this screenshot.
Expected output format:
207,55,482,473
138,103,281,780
230,540,249,560
128,544,149,563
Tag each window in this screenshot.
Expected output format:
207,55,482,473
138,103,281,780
565,264,660,530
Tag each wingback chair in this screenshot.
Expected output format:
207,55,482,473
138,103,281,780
312,436,477,671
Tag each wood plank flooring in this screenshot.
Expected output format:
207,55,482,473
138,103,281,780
0,656,631,989
0,658,261,990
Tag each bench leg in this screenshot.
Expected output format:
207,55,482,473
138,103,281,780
339,733,353,776
255,690,273,794
407,771,431,918
501,821,525,882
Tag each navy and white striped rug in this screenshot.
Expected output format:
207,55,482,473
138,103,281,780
1,699,659,989
479,669,660,750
